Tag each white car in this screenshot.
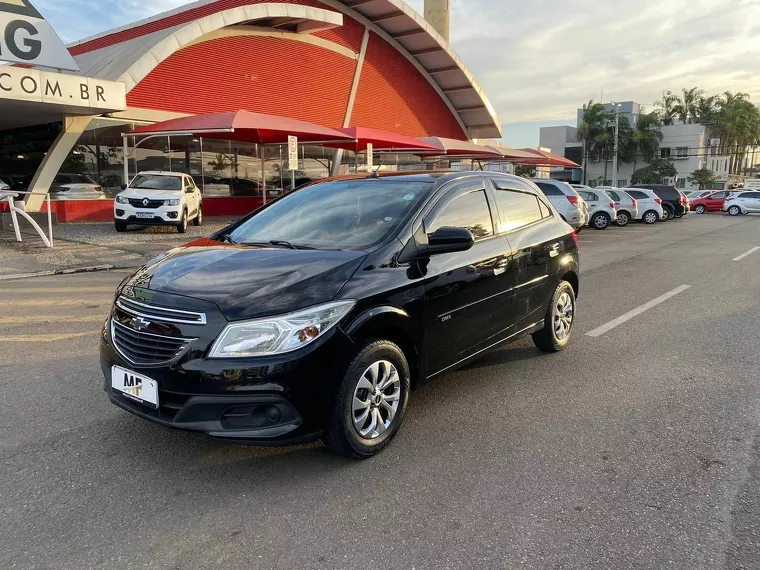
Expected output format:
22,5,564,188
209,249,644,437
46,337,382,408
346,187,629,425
723,191,760,215
596,187,639,226
620,188,665,224
530,179,586,230
50,173,106,200
114,171,202,233
576,189,617,230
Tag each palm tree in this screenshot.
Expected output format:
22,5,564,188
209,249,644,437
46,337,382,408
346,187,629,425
577,100,608,183
695,94,720,124
626,112,663,172
674,87,704,124
659,93,679,126
705,92,760,174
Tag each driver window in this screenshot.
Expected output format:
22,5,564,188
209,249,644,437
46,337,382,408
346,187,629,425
427,190,494,240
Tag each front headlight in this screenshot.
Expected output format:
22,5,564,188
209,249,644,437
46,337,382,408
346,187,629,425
166,199,181,206
115,196,129,204
209,300,356,358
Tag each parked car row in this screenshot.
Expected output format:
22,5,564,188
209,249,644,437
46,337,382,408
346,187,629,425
528,179,690,231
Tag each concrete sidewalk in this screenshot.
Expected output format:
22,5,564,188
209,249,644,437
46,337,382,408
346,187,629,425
0,230,151,280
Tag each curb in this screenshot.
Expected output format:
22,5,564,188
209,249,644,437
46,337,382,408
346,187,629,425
0,264,115,282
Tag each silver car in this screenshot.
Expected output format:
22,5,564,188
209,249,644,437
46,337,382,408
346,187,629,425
576,189,617,230
50,173,106,200
621,188,665,224
530,179,586,230
596,187,639,226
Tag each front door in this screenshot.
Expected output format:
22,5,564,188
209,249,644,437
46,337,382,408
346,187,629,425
423,180,512,375
185,177,200,216
705,191,728,211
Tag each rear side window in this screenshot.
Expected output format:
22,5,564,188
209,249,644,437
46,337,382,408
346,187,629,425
428,190,494,240
626,190,648,199
492,189,544,232
535,182,564,196
744,192,760,198
538,200,552,219
607,190,621,201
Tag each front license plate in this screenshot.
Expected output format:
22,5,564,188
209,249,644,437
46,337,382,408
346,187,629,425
135,212,153,219
111,366,159,408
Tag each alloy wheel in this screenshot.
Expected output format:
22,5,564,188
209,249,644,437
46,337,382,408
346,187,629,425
593,214,609,229
616,212,629,226
553,292,574,340
352,360,401,439
695,205,706,214
729,206,741,216
644,212,658,224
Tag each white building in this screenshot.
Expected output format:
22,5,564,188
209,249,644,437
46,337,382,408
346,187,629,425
539,102,731,190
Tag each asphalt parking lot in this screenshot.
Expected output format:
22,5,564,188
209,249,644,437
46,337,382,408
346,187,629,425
2,213,760,569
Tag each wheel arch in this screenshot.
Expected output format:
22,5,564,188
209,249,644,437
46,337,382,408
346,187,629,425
560,269,579,299
345,307,423,388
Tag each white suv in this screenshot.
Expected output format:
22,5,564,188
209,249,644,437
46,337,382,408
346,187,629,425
114,172,202,233
576,189,617,230
620,188,665,224
530,179,586,230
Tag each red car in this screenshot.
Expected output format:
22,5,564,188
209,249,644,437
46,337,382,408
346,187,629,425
690,191,731,214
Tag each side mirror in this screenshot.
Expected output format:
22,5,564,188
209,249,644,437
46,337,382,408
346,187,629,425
120,184,127,190
426,226,475,256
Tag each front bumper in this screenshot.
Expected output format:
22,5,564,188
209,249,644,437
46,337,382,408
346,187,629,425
100,322,355,444
114,203,183,225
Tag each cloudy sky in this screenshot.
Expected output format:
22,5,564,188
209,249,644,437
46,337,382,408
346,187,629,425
34,0,760,147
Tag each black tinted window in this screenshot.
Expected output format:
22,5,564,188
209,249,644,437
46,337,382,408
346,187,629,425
744,192,760,198
493,189,543,232
651,187,678,200
607,190,621,201
227,180,432,250
535,182,564,196
429,190,493,240
626,190,647,199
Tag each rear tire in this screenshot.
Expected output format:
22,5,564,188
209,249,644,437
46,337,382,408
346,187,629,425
662,206,674,221
177,210,188,233
324,340,410,459
591,212,610,230
695,205,706,214
532,280,576,353
642,210,659,225
615,211,630,227
114,221,126,232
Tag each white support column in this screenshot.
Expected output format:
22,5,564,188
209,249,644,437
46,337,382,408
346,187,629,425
331,28,370,177
25,115,94,213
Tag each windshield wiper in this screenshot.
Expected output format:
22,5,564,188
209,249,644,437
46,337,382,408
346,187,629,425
268,240,314,250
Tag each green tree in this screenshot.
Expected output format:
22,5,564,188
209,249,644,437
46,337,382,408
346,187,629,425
625,112,663,172
658,93,680,126
577,100,608,184
631,158,678,185
674,87,704,124
514,165,536,178
704,92,760,174
687,167,717,189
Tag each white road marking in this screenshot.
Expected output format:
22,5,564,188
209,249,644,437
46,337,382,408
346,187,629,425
732,247,760,262
586,285,692,338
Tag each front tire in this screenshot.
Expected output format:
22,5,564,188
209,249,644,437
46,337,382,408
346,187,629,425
695,205,706,214
324,340,410,459
177,210,188,233
532,280,576,353
114,221,126,232
591,212,610,230
615,211,630,227
728,205,742,216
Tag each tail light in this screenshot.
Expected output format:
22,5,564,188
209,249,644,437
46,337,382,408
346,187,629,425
571,231,579,246
655,198,662,205
567,195,579,205
609,202,615,209
95,186,103,192
632,199,638,208
679,197,685,205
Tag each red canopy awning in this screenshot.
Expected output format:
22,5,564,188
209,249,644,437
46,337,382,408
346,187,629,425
481,145,545,161
515,148,580,168
324,127,441,153
418,137,505,159
127,110,355,145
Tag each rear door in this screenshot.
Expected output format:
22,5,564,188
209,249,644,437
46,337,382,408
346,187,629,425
422,179,513,374
490,178,563,330
743,191,760,211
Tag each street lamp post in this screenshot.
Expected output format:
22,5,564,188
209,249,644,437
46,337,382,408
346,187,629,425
611,103,621,187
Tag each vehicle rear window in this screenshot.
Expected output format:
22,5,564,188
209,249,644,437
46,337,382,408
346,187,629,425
606,190,621,201
428,190,494,240
626,190,648,199
130,175,183,190
492,189,543,232
227,179,432,250
535,182,564,196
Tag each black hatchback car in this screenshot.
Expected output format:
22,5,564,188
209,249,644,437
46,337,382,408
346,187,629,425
100,172,580,458
634,184,689,220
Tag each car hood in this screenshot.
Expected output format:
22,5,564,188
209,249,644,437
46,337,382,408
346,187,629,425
117,188,184,200
122,241,367,321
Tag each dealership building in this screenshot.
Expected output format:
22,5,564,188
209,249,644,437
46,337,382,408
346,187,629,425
0,0,501,221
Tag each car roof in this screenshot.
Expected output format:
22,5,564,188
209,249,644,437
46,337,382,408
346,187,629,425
136,171,187,176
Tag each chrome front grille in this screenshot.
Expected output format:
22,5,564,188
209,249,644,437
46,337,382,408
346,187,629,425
116,296,207,325
111,320,192,366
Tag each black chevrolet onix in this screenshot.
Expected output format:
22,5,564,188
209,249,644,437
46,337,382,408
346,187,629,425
101,171,579,458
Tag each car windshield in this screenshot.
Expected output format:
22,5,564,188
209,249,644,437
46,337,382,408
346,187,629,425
226,179,433,250
130,174,183,190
